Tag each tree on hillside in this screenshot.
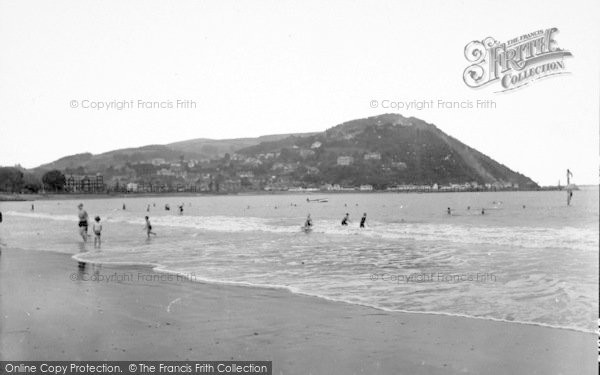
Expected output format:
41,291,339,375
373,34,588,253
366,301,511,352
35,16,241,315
0,167,24,192
42,170,66,192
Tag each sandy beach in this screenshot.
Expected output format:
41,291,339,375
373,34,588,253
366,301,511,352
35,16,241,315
0,247,595,374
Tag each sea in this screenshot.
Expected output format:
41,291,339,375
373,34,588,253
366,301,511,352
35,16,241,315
1,189,598,333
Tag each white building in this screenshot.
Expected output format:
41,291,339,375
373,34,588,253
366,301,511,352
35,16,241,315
337,156,354,166
363,152,381,160
126,182,139,192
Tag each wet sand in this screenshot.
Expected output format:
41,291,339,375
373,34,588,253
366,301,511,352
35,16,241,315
0,248,595,374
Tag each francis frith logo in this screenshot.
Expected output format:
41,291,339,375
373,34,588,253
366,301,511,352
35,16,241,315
463,28,572,92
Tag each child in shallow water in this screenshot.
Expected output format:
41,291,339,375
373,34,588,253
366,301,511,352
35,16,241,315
145,216,156,238
93,216,102,248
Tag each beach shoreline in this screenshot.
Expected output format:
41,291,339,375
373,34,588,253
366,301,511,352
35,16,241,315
0,247,595,374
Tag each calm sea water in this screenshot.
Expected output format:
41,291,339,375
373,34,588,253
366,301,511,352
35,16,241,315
1,189,598,332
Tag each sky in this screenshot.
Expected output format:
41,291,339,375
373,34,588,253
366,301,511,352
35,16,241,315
0,0,598,185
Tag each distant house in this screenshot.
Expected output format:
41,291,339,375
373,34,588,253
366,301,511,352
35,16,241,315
157,168,175,176
337,156,354,166
310,141,322,149
299,149,315,158
126,182,139,192
359,184,374,191
151,158,166,166
66,174,105,193
391,161,407,169
363,152,381,160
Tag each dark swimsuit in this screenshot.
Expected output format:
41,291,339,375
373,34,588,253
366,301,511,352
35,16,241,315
360,218,366,228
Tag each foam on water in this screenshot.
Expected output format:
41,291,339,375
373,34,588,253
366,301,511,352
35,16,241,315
7,211,597,252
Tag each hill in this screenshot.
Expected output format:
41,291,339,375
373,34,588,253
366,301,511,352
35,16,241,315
34,133,316,172
31,114,538,190
236,114,537,188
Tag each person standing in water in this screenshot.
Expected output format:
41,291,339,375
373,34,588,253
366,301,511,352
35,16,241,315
93,216,102,248
77,203,89,242
178,204,184,215
144,216,156,238
566,169,574,206
341,213,350,226
360,213,367,228
304,214,313,231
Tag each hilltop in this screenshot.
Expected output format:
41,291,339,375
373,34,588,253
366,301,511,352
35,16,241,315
27,114,538,192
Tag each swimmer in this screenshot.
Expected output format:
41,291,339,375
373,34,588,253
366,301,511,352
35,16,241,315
304,214,313,231
165,204,170,211
341,213,350,226
122,203,126,210
360,213,367,228
447,207,451,215
178,204,184,215
77,203,89,242
144,216,156,238
31,204,34,211
93,216,102,248
481,208,485,215
147,204,150,212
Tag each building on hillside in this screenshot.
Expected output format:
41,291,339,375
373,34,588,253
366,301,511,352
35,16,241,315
337,156,354,166
363,152,381,160
299,149,315,158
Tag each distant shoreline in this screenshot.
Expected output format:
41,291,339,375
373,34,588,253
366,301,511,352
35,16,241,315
1,186,596,202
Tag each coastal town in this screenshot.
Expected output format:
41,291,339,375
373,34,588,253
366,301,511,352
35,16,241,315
0,149,526,196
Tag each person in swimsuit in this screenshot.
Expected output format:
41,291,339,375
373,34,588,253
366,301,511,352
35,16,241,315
304,214,313,231
144,216,156,238
93,216,102,248
360,213,367,228
178,204,184,215
341,213,350,226
77,203,89,242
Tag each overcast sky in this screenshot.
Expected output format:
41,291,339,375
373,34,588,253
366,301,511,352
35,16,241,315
0,0,598,185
